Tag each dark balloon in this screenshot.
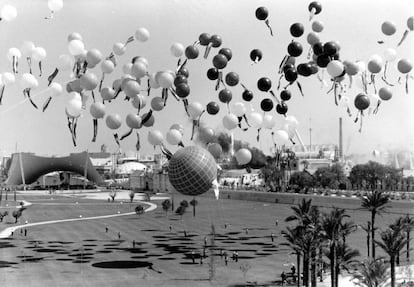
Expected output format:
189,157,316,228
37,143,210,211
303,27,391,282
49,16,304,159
354,93,370,111
284,68,298,82
260,98,274,112
175,83,190,98
285,56,296,66
287,41,303,57
312,42,324,56
257,77,272,92
276,102,288,115
250,49,263,62
218,88,232,103
242,90,254,102
283,63,295,73
309,62,319,74
185,45,199,59
225,72,239,86
174,75,188,86
290,23,305,37
177,67,189,78
308,1,322,14
199,33,211,46
255,6,269,20
206,67,219,80
210,35,222,48
280,90,292,101
212,54,228,69
219,48,232,61
323,41,338,56
297,63,312,77
206,101,220,115
316,54,330,68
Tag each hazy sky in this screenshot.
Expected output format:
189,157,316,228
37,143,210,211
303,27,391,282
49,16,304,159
0,0,413,157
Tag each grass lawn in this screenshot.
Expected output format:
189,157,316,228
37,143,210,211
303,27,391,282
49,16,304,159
0,191,413,287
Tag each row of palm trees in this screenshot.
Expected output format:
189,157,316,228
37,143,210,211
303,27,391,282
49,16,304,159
282,190,414,287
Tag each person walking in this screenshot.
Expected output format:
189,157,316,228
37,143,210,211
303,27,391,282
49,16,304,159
118,232,121,240
191,251,195,264
271,232,274,242
224,251,228,266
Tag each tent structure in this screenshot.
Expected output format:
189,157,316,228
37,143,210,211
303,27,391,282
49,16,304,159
5,151,103,186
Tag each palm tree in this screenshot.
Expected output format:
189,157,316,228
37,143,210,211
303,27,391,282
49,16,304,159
189,197,198,217
281,226,303,287
352,258,389,287
403,214,414,262
360,190,390,259
285,198,313,224
161,199,171,216
330,241,360,287
375,228,407,287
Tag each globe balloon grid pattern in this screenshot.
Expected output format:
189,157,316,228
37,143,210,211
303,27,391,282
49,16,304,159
168,146,217,196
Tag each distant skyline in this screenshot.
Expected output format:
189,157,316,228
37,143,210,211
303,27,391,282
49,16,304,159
0,0,413,158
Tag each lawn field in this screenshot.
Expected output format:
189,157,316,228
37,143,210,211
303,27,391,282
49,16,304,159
0,190,413,287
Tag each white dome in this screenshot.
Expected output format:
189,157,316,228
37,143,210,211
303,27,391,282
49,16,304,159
115,162,147,175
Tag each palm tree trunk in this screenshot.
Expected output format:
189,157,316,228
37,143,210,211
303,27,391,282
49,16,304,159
310,248,317,287
335,261,339,287
330,243,336,287
303,251,309,287
296,252,301,287
372,211,376,259
407,231,410,261
390,256,395,287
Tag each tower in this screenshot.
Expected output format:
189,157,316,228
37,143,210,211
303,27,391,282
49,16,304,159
339,117,343,160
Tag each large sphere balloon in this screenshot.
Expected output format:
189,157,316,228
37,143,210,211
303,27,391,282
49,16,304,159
219,48,232,61
86,49,102,67
106,114,122,130
101,87,115,101
148,130,163,146
354,93,370,111
168,146,217,196
21,41,35,57
185,45,199,59
132,94,147,109
260,98,274,112
247,112,263,128
175,83,190,98
255,7,268,20
113,43,126,56
225,72,239,86
273,130,289,143
207,143,222,160
218,88,232,103
207,68,219,80
235,148,252,165
166,129,182,145
1,5,17,22
287,42,303,57
397,59,412,74
250,49,263,62
67,32,83,42
408,16,414,31
262,114,276,129
66,99,82,118
142,113,155,127
242,90,253,102
21,73,39,89
151,96,165,111
308,2,322,14
383,48,397,62
257,77,272,92
48,0,63,11
170,124,184,135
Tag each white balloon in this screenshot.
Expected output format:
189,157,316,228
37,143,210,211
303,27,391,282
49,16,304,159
66,99,82,118
355,61,366,73
187,101,204,119
231,102,246,117
101,60,115,74
135,27,150,42
166,129,183,145
100,87,115,101
170,42,185,57
122,63,133,75
20,73,39,89
7,48,21,62
384,48,397,62
48,0,63,11
57,54,74,71
148,130,164,146
21,41,35,57
2,72,15,86
32,47,47,61
222,113,238,130
133,56,149,67
247,112,263,128
327,60,345,78
273,130,289,144
68,40,85,56
113,42,126,56
131,94,146,109
156,71,174,88
284,115,299,128
148,73,160,89
49,82,63,97
1,5,17,22
67,91,82,102
262,114,276,129
235,148,252,165
67,32,83,42
131,61,147,79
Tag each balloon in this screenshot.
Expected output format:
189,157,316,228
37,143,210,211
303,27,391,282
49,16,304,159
316,54,330,68
257,77,272,92
235,148,252,165
247,112,263,128
156,71,174,88
323,41,339,56
207,143,222,160
122,79,140,98
175,83,190,98
66,99,82,118
170,124,184,135
142,113,155,127
383,48,397,62
307,32,320,46
131,61,147,79
276,103,288,115
242,90,254,102
199,33,211,46
206,101,220,115
151,96,165,111
2,72,15,86
210,35,222,48
218,88,232,103
290,23,304,37
339,95,351,108
7,48,21,62
367,55,384,74
378,87,392,101
122,63,133,75
148,130,164,146
86,49,102,67
170,42,185,57
231,102,246,117
381,21,397,36
308,2,322,14
354,93,370,111
198,126,215,143
225,72,239,86
106,114,122,130
177,67,189,78
80,72,99,91
207,68,219,80
297,63,312,77
185,45,199,59
49,82,63,97
284,68,298,82
68,40,85,56
262,114,276,129
166,129,182,145
326,60,345,78
187,101,204,119
255,6,268,20
250,49,263,62
67,79,82,93
67,32,83,42
132,94,147,109
58,54,75,71
174,75,188,86
274,130,289,144
285,115,299,128
20,41,35,57
20,73,39,89
168,146,217,196
219,48,232,61
101,87,115,101
223,113,238,130
135,27,150,42
89,102,106,119
126,114,142,129
0,5,17,22
397,58,412,74
212,54,228,69
260,98,274,112
32,47,47,61
355,61,366,73
408,16,414,31
67,91,82,103
287,41,303,57
280,89,292,101
113,43,126,56
343,60,359,76
311,20,324,32
148,73,160,89
48,0,63,11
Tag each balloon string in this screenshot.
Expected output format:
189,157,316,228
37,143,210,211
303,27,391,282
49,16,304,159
204,43,212,59
383,61,388,81
68,118,77,147
370,74,377,94
141,109,153,125
39,61,43,77
182,99,189,117
162,88,168,106
169,88,180,101
92,119,98,142
358,111,364,133
47,68,59,86
190,120,197,141
306,46,312,60
178,141,185,147
113,133,120,147
73,118,78,139
215,72,222,91
256,128,261,142
278,55,289,74
99,73,105,92
361,73,368,94
0,86,5,105
42,96,52,112
120,128,133,141
373,100,381,114
397,30,410,47
125,35,135,46
381,76,394,87
348,75,353,88
147,78,151,96
269,90,281,104
309,8,316,21
27,57,32,74
264,19,273,36
243,114,251,127
297,81,304,97
346,106,352,117
12,56,17,74
24,89,38,109
135,132,141,151
276,74,284,90
406,74,409,94
177,58,188,74
91,90,95,103
334,83,338,106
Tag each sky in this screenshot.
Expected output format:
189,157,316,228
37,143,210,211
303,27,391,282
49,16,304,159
0,0,413,158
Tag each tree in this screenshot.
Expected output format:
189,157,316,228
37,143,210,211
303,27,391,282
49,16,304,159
328,241,360,287
189,198,198,217
314,163,348,189
402,215,414,262
180,200,189,208
281,226,303,287
135,205,144,215
161,199,171,216
288,171,314,192
375,227,407,287
175,205,186,219
360,190,390,259
12,210,22,223
352,258,389,287
0,211,8,222
260,156,284,192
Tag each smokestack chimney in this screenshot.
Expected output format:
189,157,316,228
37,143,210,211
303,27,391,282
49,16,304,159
339,117,343,160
